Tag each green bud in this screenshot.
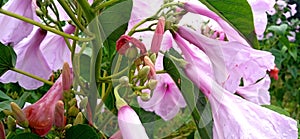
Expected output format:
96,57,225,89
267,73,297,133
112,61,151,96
73,112,83,125
138,66,150,79
119,76,129,86
10,102,28,128
35,9,43,17
68,106,79,117
140,93,151,101
149,53,157,64
65,124,72,130
7,116,16,132
147,79,158,90
125,47,138,60
68,98,77,107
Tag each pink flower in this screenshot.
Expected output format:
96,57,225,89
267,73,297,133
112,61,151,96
116,35,147,55
40,24,75,71
0,121,5,139
54,101,65,128
236,75,271,105
247,0,275,35
0,0,38,44
177,26,275,92
138,74,186,121
0,28,52,90
118,105,149,139
172,32,298,138
23,63,72,136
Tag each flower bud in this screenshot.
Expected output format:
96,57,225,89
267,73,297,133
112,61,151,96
118,105,149,139
7,116,16,132
62,62,73,91
68,98,77,107
10,102,28,128
65,124,72,130
147,79,158,90
119,76,129,86
54,101,65,128
125,47,138,60
140,93,151,101
68,106,79,117
150,17,165,53
149,53,157,64
73,112,83,125
138,66,150,79
0,121,5,139
144,56,156,78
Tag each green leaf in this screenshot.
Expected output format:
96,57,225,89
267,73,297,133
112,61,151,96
199,0,258,48
0,100,11,112
66,124,99,139
0,90,13,101
262,105,290,117
163,49,213,139
267,24,288,35
0,42,17,76
12,133,41,139
12,133,42,139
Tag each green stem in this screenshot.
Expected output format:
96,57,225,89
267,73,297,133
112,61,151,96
92,0,120,12
10,68,53,86
77,0,96,23
127,17,155,36
156,70,167,74
57,0,93,36
0,9,92,42
91,0,104,8
98,67,128,82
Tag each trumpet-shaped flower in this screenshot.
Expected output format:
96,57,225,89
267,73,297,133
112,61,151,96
138,73,186,121
172,32,298,138
118,105,149,139
177,26,275,93
23,63,72,136
0,28,52,90
0,0,38,44
236,75,271,105
40,24,75,71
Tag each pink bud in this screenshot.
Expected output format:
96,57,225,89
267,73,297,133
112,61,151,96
62,62,73,91
118,105,149,139
150,17,165,53
116,35,147,55
23,64,71,136
54,101,65,128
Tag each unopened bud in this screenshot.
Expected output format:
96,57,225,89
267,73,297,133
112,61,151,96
68,106,79,117
54,101,65,128
147,79,158,90
140,93,151,101
138,66,150,79
119,76,129,86
35,9,43,17
125,47,138,60
0,121,5,139
10,102,28,128
65,124,72,130
68,98,77,107
73,112,83,125
62,62,72,91
149,53,157,64
7,116,16,132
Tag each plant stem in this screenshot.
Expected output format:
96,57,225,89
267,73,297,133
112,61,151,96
10,68,53,86
0,9,92,42
77,0,96,23
127,17,155,36
93,0,120,12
